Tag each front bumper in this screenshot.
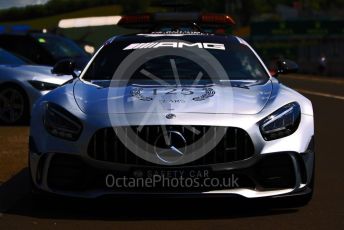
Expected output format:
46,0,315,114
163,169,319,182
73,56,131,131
29,140,314,199
29,104,314,198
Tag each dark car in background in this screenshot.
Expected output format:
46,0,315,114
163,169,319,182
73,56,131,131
0,32,90,70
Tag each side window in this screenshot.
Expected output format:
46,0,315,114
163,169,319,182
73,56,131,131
232,47,267,79
0,35,54,65
14,37,39,62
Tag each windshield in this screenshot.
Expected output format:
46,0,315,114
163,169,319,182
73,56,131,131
32,34,87,60
83,39,269,82
0,49,28,66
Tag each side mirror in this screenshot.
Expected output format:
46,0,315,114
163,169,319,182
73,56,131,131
276,59,299,75
51,60,77,78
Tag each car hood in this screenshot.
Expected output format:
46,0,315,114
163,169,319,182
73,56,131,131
0,64,73,84
11,64,53,75
74,80,273,115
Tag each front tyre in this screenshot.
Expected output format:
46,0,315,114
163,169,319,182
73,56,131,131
0,85,29,125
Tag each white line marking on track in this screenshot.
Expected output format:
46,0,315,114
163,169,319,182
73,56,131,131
296,88,344,101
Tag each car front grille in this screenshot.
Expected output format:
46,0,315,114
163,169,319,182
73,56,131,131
87,126,254,166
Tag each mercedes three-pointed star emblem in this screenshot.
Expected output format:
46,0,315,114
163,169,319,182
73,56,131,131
154,131,186,163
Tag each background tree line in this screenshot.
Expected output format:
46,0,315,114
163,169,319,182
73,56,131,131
0,0,115,21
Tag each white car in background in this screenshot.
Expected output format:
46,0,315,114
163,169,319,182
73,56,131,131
0,48,72,124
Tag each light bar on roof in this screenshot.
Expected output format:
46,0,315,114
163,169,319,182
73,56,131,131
117,12,236,29
154,12,199,21
58,16,122,28
200,13,235,25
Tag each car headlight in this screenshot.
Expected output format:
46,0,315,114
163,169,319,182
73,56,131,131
43,103,82,141
259,102,301,141
28,80,60,91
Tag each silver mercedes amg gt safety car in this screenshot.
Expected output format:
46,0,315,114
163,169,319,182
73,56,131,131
29,32,314,206
0,48,72,124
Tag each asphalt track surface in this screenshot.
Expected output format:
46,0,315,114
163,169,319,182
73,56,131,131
0,74,343,229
